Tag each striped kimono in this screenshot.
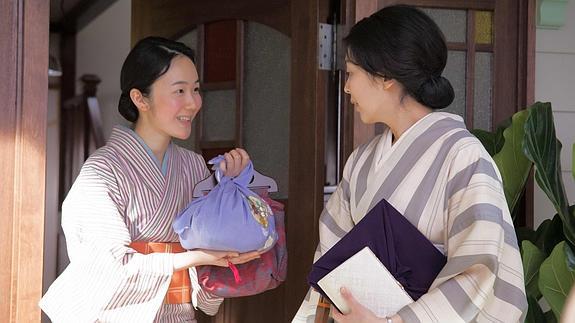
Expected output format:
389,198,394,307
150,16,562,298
40,126,222,322
293,112,527,323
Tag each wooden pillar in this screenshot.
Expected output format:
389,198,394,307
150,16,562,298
287,0,329,319
0,0,49,321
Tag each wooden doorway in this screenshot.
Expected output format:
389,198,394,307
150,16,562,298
132,0,331,322
0,0,49,322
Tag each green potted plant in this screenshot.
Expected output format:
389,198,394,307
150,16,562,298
471,102,575,322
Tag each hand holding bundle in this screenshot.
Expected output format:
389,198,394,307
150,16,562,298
173,155,278,253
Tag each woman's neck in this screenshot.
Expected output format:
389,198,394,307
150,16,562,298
387,99,432,144
134,122,170,164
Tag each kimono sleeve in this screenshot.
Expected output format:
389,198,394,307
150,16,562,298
397,142,527,323
40,161,175,322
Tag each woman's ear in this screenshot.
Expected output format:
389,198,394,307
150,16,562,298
381,78,395,91
129,88,149,112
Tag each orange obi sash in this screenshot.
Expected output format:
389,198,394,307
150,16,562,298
129,241,191,304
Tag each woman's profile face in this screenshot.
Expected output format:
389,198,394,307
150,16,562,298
143,55,202,140
344,60,390,124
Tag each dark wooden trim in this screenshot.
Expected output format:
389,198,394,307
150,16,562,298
53,0,117,33
0,0,49,321
465,10,476,128
201,81,236,91
287,0,329,319
236,20,244,148
58,31,76,206
447,42,467,51
517,0,537,229
131,0,290,45
378,0,495,10
476,43,493,52
351,0,378,148
518,0,536,108
341,0,357,162
492,0,519,127
199,140,237,149
447,42,493,53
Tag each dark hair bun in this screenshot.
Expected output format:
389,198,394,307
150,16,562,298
345,6,454,110
118,93,139,123
417,76,454,109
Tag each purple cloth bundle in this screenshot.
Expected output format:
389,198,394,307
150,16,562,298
173,156,277,253
308,198,446,303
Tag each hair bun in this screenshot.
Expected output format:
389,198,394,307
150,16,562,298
417,75,454,109
118,93,139,122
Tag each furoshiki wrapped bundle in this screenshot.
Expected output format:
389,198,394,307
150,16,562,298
173,156,277,253
308,197,447,314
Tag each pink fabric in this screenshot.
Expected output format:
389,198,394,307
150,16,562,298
195,198,287,297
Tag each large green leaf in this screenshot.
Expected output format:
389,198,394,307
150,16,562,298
534,214,565,255
522,240,546,299
516,226,537,244
491,109,532,216
525,295,545,323
568,206,575,270
539,241,575,318
544,310,558,323
523,102,575,247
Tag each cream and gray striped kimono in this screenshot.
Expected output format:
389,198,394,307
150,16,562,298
293,112,527,323
40,126,222,322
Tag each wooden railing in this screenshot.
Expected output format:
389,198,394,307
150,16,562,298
58,74,105,205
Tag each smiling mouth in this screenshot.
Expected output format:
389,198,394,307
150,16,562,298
177,116,192,121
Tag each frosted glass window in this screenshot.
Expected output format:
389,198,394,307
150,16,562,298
441,51,466,119
473,53,492,130
177,29,198,52
202,90,236,141
420,8,467,43
244,22,291,198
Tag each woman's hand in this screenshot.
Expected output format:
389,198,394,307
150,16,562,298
173,249,261,271
220,148,250,177
331,287,402,323
227,250,261,265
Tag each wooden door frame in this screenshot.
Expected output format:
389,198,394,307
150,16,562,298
132,1,331,321
0,0,49,321
286,0,331,319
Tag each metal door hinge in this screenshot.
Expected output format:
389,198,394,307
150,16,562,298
319,23,346,71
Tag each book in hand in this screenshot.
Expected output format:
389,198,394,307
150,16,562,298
317,246,413,317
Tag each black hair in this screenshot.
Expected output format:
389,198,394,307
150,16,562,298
344,5,454,109
118,36,196,122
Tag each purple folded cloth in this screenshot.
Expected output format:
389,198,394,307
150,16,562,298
308,198,446,303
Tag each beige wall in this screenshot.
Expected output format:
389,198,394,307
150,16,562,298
534,0,575,226
76,0,131,140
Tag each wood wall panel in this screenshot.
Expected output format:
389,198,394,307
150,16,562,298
0,0,49,322
286,0,330,320
131,0,290,45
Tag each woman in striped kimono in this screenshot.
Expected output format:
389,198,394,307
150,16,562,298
40,37,259,322
294,6,527,323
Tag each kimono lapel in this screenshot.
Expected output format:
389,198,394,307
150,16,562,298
135,144,183,240
109,126,167,196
